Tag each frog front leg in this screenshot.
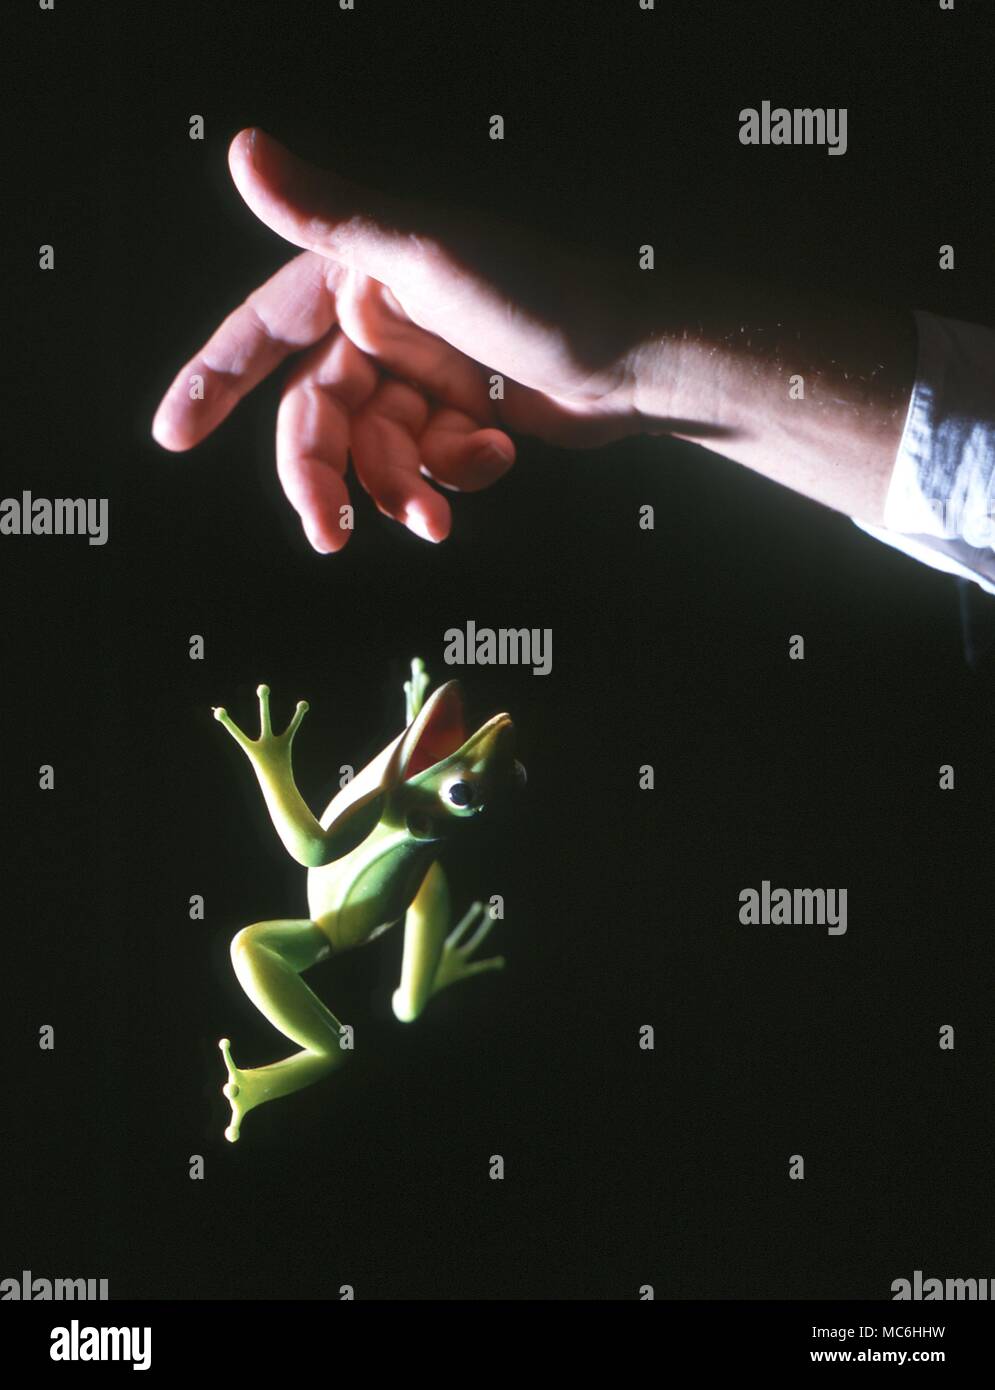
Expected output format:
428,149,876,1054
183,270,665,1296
213,684,383,867
391,862,505,1023
219,918,350,1143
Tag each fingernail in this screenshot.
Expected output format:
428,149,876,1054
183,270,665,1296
466,443,514,485
475,442,513,466
303,521,334,554
246,127,267,168
404,504,438,543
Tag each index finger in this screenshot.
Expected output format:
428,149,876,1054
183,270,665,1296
151,251,341,451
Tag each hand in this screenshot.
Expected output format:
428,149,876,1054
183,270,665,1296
152,128,650,552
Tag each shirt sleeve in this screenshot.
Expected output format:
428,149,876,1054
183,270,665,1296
852,309,995,596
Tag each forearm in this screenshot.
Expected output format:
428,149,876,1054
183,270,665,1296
625,272,918,525
250,760,330,868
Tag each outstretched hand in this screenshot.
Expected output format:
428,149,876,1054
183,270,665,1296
152,128,646,551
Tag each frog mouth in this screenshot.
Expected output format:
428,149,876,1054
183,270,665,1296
398,680,467,778
397,681,515,780
457,713,515,768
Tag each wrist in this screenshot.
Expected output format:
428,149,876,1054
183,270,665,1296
604,267,715,435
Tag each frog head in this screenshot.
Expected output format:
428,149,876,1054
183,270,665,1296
386,681,525,841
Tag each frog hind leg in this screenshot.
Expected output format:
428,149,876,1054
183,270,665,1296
219,919,348,1143
391,863,505,1024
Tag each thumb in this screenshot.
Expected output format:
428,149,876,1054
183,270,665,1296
228,127,426,289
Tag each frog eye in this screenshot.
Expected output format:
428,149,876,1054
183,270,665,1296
406,810,435,838
445,779,476,808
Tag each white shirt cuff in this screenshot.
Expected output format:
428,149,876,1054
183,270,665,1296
853,309,995,594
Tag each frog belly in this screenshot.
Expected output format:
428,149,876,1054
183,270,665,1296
306,835,432,951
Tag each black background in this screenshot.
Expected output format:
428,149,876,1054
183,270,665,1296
3,0,994,1301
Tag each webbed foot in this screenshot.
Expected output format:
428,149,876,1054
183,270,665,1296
433,902,505,996
219,1037,251,1144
